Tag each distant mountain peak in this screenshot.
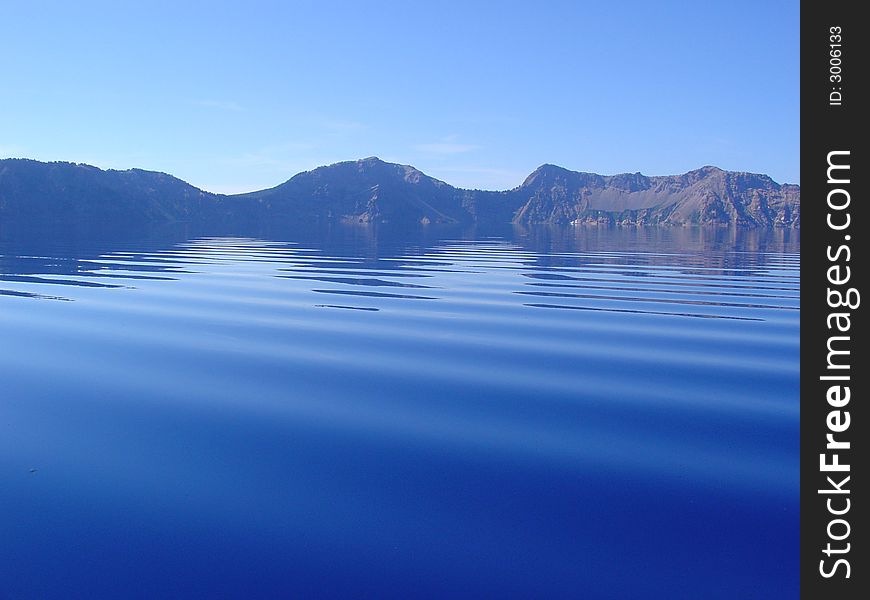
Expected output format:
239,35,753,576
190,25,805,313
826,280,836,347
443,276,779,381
532,163,567,172
685,165,726,177
520,163,577,187
0,157,799,228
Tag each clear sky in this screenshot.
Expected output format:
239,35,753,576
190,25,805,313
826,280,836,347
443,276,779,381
1,1,799,193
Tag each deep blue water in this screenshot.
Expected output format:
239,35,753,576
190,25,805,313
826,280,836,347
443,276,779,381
1,225,799,599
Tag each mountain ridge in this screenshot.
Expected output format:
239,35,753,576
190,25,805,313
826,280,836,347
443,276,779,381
0,157,800,227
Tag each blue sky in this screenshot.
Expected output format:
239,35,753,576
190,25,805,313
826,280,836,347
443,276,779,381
1,1,799,193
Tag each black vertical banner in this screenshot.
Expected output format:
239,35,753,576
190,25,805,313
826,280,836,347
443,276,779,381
801,2,865,598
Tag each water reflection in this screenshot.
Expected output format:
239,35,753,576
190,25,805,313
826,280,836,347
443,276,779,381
1,224,799,321
0,223,799,599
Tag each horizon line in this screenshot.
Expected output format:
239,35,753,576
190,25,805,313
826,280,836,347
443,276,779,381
0,155,800,196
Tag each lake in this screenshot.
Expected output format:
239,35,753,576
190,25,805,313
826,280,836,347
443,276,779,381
1,224,799,599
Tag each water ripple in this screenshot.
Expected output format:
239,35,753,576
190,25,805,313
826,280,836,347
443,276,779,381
0,226,800,597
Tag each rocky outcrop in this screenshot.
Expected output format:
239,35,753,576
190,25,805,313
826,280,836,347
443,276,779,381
507,165,799,227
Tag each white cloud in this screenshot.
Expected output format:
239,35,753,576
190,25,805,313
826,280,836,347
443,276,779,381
221,154,308,174
427,166,526,191
226,141,318,169
193,99,246,112
216,142,347,190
